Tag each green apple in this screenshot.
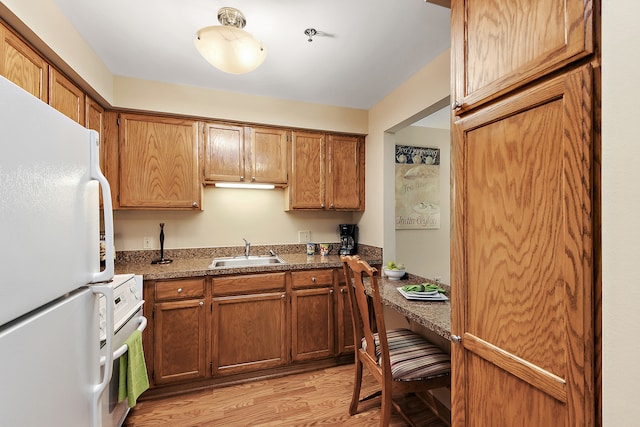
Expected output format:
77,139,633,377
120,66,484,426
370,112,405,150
386,261,397,270
396,263,405,270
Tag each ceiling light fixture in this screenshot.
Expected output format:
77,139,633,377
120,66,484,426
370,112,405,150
214,182,275,190
194,7,266,74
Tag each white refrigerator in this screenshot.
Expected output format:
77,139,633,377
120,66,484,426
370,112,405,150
0,76,116,426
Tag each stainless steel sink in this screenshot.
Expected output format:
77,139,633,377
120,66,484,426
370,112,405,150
208,255,286,269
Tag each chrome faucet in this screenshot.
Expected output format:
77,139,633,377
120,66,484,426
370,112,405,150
243,238,250,257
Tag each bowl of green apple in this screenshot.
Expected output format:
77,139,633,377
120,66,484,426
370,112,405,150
382,261,406,280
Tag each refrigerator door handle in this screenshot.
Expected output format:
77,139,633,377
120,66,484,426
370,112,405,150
91,283,114,427
89,130,115,283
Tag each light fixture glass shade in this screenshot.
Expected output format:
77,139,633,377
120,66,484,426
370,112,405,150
214,182,275,189
195,25,266,74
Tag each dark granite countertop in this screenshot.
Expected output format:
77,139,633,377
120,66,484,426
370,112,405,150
367,275,451,341
115,253,381,280
114,244,450,340
114,243,383,280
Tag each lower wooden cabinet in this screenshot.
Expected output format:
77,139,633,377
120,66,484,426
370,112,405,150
145,268,354,391
212,272,287,376
291,287,335,361
152,278,207,385
291,269,336,361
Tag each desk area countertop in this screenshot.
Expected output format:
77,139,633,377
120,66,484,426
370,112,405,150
368,275,451,341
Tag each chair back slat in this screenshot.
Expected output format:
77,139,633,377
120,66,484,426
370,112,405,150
341,255,391,374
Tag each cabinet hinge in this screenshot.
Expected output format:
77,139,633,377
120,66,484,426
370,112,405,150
210,361,213,375
116,117,120,126
151,370,155,381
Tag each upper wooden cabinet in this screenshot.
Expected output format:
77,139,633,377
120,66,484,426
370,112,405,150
451,0,594,112
48,68,85,124
0,22,48,101
203,123,288,185
118,113,202,210
327,134,364,211
286,131,364,211
248,126,289,184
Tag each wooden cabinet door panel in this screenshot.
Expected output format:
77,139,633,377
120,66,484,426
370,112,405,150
119,114,201,209
289,131,325,209
154,299,207,385
203,123,244,182
213,292,287,375
248,127,288,184
48,68,85,124
328,135,363,210
451,66,594,426
291,287,335,361
451,0,594,111
0,25,48,101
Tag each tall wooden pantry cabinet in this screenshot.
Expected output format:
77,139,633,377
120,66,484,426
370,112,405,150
449,1,600,426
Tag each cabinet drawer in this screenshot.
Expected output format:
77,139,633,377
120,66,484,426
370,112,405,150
213,272,286,295
291,269,334,289
155,278,205,301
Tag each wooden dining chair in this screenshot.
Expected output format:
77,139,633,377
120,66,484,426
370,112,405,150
340,255,451,427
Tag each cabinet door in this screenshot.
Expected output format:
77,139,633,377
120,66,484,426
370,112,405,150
203,122,245,183
291,287,335,361
212,292,287,375
86,97,106,206
119,113,201,209
451,0,594,112
327,134,363,210
153,299,207,385
288,131,325,209
247,126,289,184
48,68,85,124
451,66,594,426
0,24,48,101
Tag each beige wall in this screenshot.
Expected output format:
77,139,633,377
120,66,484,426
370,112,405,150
362,50,451,259
394,126,451,283
602,1,640,425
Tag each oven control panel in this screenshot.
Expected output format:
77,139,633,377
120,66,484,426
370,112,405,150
98,274,144,342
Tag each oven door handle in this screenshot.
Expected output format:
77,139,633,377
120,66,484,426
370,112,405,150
99,315,148,366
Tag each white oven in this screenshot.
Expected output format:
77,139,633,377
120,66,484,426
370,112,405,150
98,274,146,427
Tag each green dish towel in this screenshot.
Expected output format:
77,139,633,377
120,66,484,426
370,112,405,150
402,283,446,293
118,329,149,408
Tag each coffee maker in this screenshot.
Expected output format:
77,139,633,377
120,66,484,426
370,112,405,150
338,224,358,255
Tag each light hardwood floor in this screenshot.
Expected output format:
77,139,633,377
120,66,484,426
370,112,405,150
124,363,448,426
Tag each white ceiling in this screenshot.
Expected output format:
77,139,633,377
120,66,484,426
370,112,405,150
49,0,451,110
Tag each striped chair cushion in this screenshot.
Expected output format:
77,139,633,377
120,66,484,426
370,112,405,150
363,328,451,381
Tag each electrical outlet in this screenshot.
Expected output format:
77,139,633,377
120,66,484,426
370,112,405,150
298,230,311,243
143,237,152,249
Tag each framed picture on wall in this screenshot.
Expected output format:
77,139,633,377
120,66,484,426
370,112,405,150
394,144,440,230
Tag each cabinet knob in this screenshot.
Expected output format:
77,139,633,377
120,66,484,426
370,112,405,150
451,335,462,343
311,277,316,282
199,301,204,306
177,288,183,293
330,289,334,294
192,202,199,208
240,175,244,181
251,176,256,182
321,204,325,208
281,294,286,299
452,101,462,110
330,203,334,209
